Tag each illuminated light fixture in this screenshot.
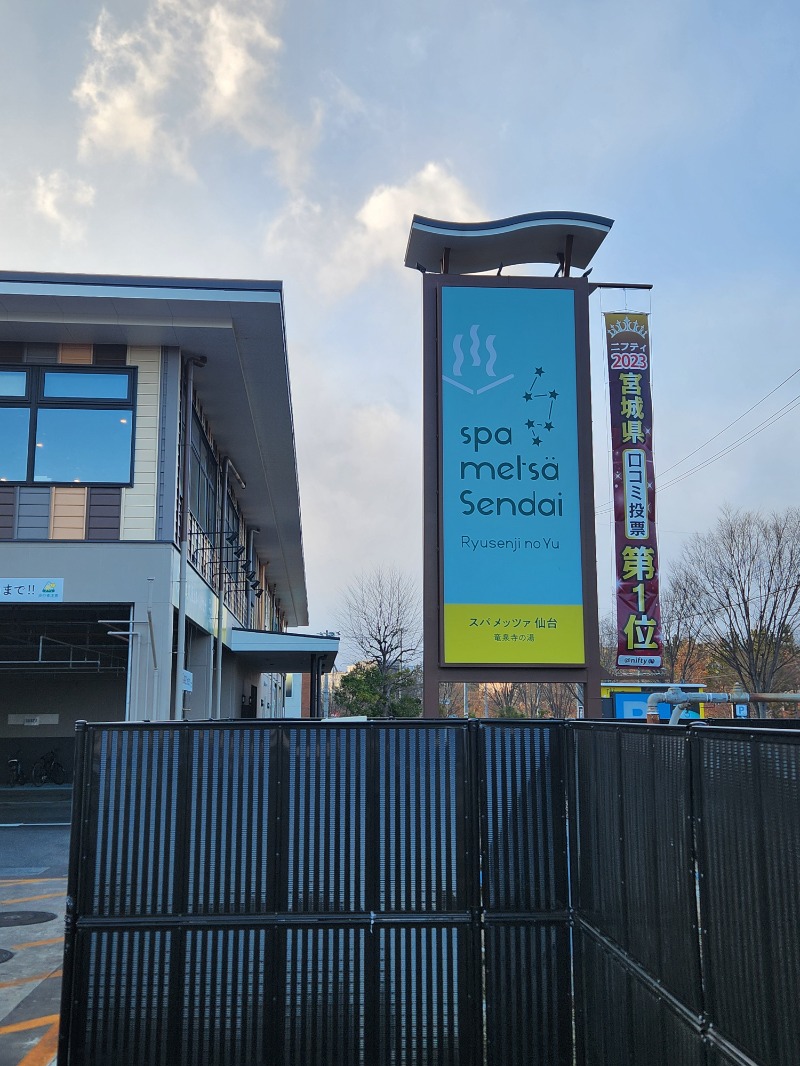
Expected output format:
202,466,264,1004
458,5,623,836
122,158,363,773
36,442,43,448
120,418,128,424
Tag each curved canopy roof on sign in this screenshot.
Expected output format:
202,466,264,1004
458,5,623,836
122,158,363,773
404,211,614,275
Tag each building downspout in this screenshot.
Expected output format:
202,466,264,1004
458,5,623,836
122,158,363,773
247,526,259,628
213,456,246,718
173,355,205,719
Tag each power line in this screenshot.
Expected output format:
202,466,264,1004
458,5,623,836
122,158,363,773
596,383,800,515
657,366,800,478
658,390,800,493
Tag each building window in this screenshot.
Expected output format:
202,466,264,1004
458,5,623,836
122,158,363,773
189,412,217,536
0,371,28,397
0,366,136,486
0,408,31,480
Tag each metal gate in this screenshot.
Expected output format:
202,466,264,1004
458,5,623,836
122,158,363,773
58,719,800,1065
58,719,570,1066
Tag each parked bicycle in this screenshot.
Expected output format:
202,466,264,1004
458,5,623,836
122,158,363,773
7,751,25,786
31,749,66,786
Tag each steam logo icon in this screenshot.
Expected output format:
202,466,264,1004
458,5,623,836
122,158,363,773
443,324,514,395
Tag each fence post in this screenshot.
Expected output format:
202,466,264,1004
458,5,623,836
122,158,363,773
57,720,89,1066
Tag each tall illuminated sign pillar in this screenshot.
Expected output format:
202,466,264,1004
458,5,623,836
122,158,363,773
407,213,611,718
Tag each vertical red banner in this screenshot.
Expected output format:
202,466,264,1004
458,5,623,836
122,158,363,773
605,312,663,668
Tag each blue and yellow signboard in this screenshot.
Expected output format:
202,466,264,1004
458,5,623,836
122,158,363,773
440,285,585,665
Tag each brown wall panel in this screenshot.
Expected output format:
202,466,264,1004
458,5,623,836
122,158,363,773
59,344,93,365
51,486,88,540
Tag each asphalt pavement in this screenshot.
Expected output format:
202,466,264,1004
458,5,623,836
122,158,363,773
0,787,72,1066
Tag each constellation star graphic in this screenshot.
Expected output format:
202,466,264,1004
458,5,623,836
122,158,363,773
522,364,559,443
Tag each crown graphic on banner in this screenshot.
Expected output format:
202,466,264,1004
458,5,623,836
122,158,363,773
606,315,647,338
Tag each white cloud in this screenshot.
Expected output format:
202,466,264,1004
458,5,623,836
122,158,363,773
72,0,317,186
32,170,96,241
323,162,482,297
73,5,192,176
293,369,423,637
265,162,483,301
199,3,282,130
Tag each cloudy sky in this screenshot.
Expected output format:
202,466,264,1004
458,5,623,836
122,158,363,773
2,0,799,654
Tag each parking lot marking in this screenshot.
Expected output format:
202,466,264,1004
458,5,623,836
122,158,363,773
1,893,64,905
0,1015,59,1036
0,970,62,990
0,879,67,888
10,937,64,951
16,1019,60,1066
22,823,70,829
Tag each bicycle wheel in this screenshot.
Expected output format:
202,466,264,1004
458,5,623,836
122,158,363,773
52,762,66,786
31,760,47,786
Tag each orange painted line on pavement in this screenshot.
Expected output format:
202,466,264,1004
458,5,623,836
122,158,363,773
1,893,64,905
0,1014,59,1036
10,936,64,951
16,1019,59,1066
0,970,61,990
0,879,67,888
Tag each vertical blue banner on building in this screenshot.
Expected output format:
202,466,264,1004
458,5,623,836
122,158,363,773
440,285,585,665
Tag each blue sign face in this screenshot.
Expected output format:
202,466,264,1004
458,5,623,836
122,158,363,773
439,285,585,665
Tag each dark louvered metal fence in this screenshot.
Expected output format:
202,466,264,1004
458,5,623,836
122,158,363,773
61,720,560,1065
479,722,572,1066
571,721,800,1066
59,718,800,1066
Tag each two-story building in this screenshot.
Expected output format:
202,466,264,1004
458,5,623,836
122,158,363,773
0,270,338,776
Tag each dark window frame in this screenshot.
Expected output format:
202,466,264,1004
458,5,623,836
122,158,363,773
189,411,218,537
0,368,32,400
0,364,137,487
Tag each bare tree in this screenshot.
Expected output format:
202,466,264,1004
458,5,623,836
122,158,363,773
537,682,581,718
487,681,521,717
337,567,422,715
598,614,620,679
438,680,461,717
659,570,706,682
674,507,800,715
